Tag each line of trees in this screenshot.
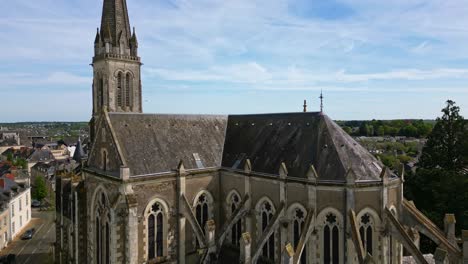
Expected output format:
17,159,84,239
339,119,434,138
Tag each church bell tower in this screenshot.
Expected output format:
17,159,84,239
90,0,142,140
92,0,142,116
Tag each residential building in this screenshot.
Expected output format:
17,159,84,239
0,203,9,250
0,177,31,240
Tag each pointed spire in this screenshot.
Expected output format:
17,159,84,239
303,99,307,112
380,166,389,184
94,28,101,44
279,162,288,179
73,137,86,162
306,164,318,181
100,0,132,46
345,167,357,184
244,159,252,174
131,27,138,45
177,160,185,174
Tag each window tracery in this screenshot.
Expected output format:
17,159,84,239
147,202,165,260
359,213,373,256
259,201,275,261
323,212,340,264
229,193,242,246
117,72,123,107
292,208,306,264
94,191,111,264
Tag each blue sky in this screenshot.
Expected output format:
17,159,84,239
2,0,468,122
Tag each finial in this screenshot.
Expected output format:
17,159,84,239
303,99,307,112
319,90,324,113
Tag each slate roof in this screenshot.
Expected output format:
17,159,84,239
222,112,384,181
0,176,26,202
72,137,87,162
28,148,55,162
100,0,132,46
98,112,386,182
107,113,228,176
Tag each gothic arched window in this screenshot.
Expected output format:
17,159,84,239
229,193,242,246
125,73,132,107
196,194,209,236
94,191,111,264
323,213,339,264
147,202,165,260
117,73,123,107
260,201,275,261
96,216,101,264
359,213,373,256
293,208,306,264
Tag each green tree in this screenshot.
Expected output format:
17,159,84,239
342,126,352,135
419,100,466,170
376,126,385,136
34,176,48,202
12,158,27,169
359,122,369,136
405,100,468,252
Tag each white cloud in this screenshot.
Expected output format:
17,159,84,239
1,72,90,87
145,64,468,88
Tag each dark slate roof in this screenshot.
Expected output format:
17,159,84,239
108,113,228,176
222,112,384,181
28,149,54,162
73,137,87,162
101,112,385,182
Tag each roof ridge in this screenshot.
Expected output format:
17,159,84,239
322,115,383,181
321,115,348,178
103,110,127,167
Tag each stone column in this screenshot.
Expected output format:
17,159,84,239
243,168,252,238
443,214,456,246
126,206,138,264
345,169,356,263
307,165,317,262
177,162,187,264
240,232,252,264
462,230,468,264
380,168,389,264
279,163,288,255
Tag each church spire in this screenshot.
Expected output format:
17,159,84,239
100,0,132,47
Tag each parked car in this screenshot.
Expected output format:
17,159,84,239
0,254,16,263
31,200,41,208
20,228,35,240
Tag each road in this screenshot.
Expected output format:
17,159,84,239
1,209,55,264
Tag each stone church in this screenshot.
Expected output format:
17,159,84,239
55,0,468,263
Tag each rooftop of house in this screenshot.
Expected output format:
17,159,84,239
1,147,34,160
0,176,26,202
28,148,55,162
